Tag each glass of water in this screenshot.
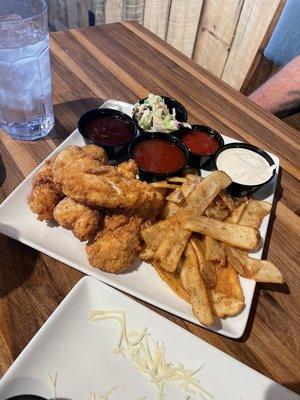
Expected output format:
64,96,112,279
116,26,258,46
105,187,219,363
0,0,54,140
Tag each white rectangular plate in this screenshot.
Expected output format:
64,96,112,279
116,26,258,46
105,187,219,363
0,100,279,339
0,277,297,400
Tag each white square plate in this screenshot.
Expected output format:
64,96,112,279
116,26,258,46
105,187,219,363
0,277,297,400
0,100,279,339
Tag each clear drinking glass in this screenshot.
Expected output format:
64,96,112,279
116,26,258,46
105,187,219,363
0,0,54,140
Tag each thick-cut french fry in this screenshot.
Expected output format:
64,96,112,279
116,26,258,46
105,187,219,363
153,262,190,303
141,219,171,252
139,246,154,261
180,171,232,218
208,291,245,318
166,187,185,204
150,181,179,189
154,172,231,273
205,205,229,221
181,243,214,326
180,180,197,199
154,217,191,272
225,246,283,283
208,265,244,318
217,190,235,212
239,200,272,229
224,246,250,277
214,265,244,301
158,172,231,271
185,174,203,182
226,200,247,224
182,216,260,250
166,176,187,183
190,236,216,288
251,260,283,283
182,168,200,177
161,202,180,219
204,235,225,267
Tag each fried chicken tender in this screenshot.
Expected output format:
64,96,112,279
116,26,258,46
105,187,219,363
52,145,108,193
86,214,142,273
52,145,163,210
28,158,63,221
117,159,137,179
53,197,101,241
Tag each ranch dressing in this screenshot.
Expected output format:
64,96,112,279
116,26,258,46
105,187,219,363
216,148,273,185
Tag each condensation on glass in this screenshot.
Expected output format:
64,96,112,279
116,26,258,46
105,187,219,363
0,0,54,140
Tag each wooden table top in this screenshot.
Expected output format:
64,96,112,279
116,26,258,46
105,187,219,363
0,22,299,394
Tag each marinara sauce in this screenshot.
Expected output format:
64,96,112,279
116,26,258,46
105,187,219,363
85,116,134,146
132,138,186,173
183,130,220,155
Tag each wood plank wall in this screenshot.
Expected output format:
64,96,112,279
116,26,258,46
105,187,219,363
46,0,285,90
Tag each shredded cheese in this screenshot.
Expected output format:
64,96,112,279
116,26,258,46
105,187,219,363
90,310,213,400
100,385,120,400
48,371,58,399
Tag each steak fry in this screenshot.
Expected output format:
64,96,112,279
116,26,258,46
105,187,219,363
182,216,260,250
154,171,232,272
181,243,214,326
190,236,216,289
153,262,190,303
225,199,283,283
204,235,225,267
225,246,283,283
239,200,272,229
154,217,191,272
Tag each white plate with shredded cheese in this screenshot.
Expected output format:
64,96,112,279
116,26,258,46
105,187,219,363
0,277,296,400
0,99,280,339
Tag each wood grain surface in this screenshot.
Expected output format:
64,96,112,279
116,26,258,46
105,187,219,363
0,22,299,394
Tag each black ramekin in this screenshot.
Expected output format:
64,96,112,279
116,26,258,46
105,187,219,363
128,133,189,182
214,142,276,197
133,96,188,136
180,125,224,170
78,108,139,162
5,396,46,400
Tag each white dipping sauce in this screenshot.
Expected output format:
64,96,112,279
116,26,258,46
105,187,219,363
216,148,273,185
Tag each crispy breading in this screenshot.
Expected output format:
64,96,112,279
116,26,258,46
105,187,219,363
53,197,101,241
117,159,138,179
52,146,163,210
28,158,63,221
86,214,142,273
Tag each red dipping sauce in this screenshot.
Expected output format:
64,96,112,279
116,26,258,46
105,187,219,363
132,138,186,173
183,130,220,155
85,116,134,146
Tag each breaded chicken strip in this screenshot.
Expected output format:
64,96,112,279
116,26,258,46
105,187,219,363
86,214,142,273
52,145,108,193
52,145,163,210
28,158,63,221
53,197,101,241
117,159,137,179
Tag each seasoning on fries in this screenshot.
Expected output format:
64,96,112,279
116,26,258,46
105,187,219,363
142,170,284,326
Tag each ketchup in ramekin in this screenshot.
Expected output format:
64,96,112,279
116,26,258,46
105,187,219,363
129,133,189,181
181,125,224,170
